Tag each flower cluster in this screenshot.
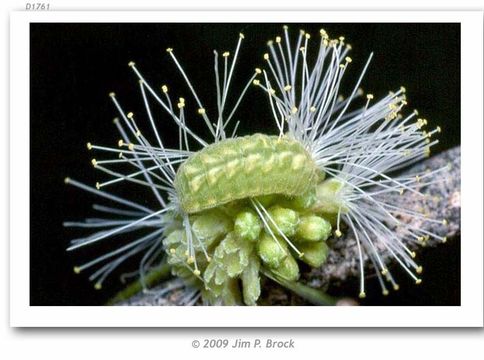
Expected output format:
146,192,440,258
64,26,448,304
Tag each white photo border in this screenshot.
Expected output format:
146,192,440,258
10,10,483,327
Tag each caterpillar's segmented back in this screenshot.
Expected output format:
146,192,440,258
175,134,318,213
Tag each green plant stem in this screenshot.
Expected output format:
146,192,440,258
262,269,338,306
107,262,171,305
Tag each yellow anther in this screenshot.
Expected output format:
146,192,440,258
222,51,230,57
399,188,404,195
305,33,311,40
206,256,212,263
415,279,422,285
198,108,206,115
442,219,448,226
381,268,388,275
95,182,100,190
239,33,245,39
187,256,195,264
109,92,116,97
291,107,298,114
128,61,135,67
415,175,420,182
161,85,168,93
263,53,270,60
94,283,102,290
127,112,134,119
193,269,201,276
135,130,141,137
73,266,81,274
255,68,262,74
128,143,134,151
284,85,292,91
345,56,352,63
414,109,419,116
416,266,423,274
166,48,173,53
383,289,389,296
339,36,345,42
366,94,374,100
437,126,442,133
335,229,342,237
91,159,97,167
64,177,71,184
310,106,317,112
275,36,281,43
253,79,260,86
393,284,400,291
359,292,366,299
86,142,92,150
442,237,447,243
118,139,124,147
411,251,416,258
169,248,176,254
400,86,406,93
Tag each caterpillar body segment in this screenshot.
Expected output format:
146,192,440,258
175,134,319,213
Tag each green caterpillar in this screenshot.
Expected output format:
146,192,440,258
175,133,319,213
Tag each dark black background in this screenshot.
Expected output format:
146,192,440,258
30,23,460,306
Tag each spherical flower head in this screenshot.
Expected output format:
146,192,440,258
64,26,449,304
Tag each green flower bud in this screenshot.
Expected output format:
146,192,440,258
257,232,288,268
234,209,262,242
268,206,299,237
314,178,348,214
254,194,277,208
287,188,317,210
212,232,253,278
296,215,332,242
221,278,242,305
299,241,329,268
192,209,231,248
163,229,184,246
241,255,261,306
272,253,299,282
202,278,242,305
